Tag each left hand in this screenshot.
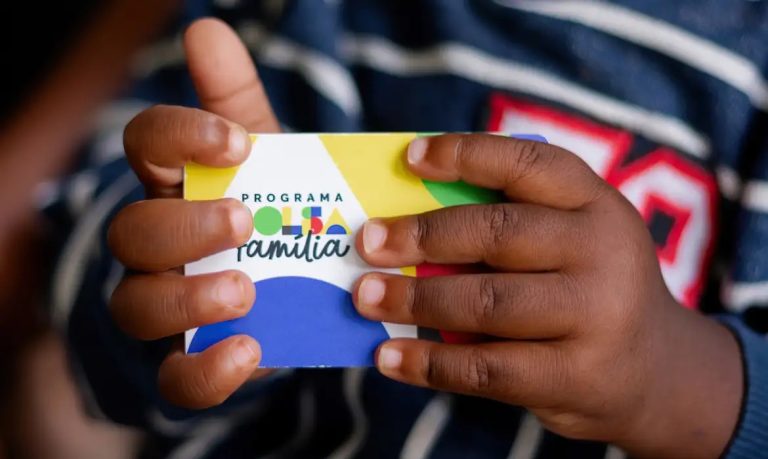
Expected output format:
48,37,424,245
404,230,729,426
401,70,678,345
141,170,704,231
353,134,742,458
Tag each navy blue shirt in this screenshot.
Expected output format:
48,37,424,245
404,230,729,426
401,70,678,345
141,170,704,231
46,1,768,457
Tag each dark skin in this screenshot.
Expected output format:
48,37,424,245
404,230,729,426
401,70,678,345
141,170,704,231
108,18,744,458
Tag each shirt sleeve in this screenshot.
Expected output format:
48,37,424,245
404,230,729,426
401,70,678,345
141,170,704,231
716,90,768,457
716,316,768,459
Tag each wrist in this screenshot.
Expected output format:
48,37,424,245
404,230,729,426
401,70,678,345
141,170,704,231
617,304,743,458
715,315,768,459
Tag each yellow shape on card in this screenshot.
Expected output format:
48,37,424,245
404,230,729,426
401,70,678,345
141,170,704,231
319,134,443,218
184,135,258,201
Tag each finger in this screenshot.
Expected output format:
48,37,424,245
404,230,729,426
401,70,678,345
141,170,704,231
110,270,255,340
354,272,578,339
108,198,252,272
406,134,607,210
356,203,588,270
123,105,251,196
159,336,261,409
376,339,570,407
184,18,281,132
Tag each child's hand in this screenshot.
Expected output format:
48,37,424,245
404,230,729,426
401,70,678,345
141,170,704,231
354,134,742,458
107,19,279,409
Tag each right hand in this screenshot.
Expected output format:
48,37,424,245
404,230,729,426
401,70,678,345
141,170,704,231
108,18,280,409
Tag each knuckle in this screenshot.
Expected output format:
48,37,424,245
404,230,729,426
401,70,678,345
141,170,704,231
161,278,193,328
413,213,434,254
559,273,590,332
483,205,518,247
423,346,493,394
464,349,493,393
408,278,427,320
241,107,275,132
477,276,501,327
510,141,552,182
583,174,609,206
552,347,577,390
203,75,262,108
183,365,225,408
424,347,443,387
454,135,474,162
198,366,226,404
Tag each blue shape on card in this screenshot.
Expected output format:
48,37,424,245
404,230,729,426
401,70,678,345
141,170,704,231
282,225,302,235
188,277,388,367
511,134,548,143
325,224,348,235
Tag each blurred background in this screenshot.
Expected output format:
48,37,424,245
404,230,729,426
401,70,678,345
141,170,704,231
1,1,178,457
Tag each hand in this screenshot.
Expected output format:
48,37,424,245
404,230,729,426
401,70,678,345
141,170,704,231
353,134,743,458
108,18,280,409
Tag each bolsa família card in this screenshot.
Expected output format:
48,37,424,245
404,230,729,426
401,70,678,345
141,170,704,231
184,133,546,368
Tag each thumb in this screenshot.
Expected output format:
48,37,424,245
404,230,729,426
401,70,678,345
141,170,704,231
184,18,280,133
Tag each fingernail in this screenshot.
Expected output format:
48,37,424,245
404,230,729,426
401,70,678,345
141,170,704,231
363,220,387,253
232,339,260,367
378,346,402,372
216,277,244,308
228,125,250,157
230,204,254,240
407,138,428,165
358,277,386,310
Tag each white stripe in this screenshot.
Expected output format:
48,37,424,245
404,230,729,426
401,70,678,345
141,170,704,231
604,445,627,459
148,409,207,437
399,394,452,459
167,419,238,459
716,166,742,201
167,404,267,459
723,280,768,312
340,33,768,214
328,369,368,459
743,180,768,213
341,34,710,159
131,21,710,158
65,172,99,217
716,167,768,214
238,22,361,116
497,0,768,111
147,371,290,437
51,171,138,331
507,412,543,459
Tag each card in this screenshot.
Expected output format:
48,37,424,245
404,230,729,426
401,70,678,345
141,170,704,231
184,133,546,367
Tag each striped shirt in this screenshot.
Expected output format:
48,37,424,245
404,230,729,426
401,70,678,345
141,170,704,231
45,0,768,457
